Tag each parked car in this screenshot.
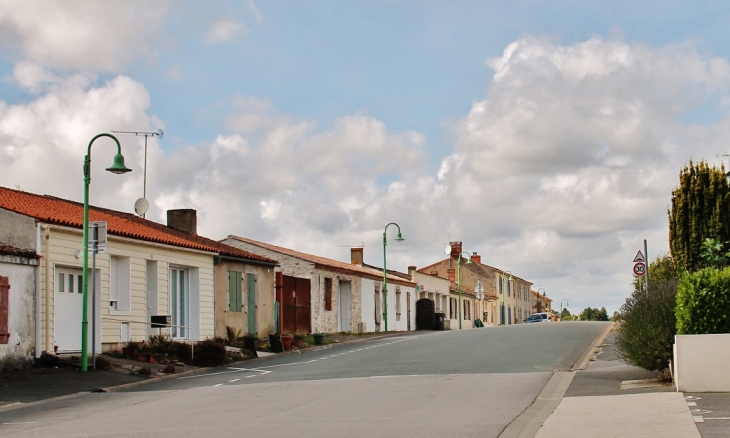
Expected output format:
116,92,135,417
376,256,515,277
524,312,551,323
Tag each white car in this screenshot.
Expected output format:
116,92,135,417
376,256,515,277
524,312,551,323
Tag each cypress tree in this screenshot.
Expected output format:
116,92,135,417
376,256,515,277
668,160,730,272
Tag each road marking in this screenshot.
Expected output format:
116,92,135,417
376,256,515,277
2,422,36,425
693,416,704,423
687,401,697,406
213,383,223,387
705,417,730,420
228,379,240,383
686,395,702,400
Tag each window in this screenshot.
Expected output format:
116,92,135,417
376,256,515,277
395,286,401,321
110,256,131,312
374,283,381,325
228,271,242,312
450,297,457,319
170,267,189,339
324,277,333,311
464,300,471,320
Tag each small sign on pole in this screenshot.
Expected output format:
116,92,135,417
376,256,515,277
633,263,646,276
88,221,107,254
633,251,646,263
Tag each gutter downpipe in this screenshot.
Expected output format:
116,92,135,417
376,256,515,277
35,223,41,358
43,224,51,354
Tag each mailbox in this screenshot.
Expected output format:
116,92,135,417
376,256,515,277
151,315,171,328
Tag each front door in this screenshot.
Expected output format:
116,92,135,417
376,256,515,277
170,267,189,339
281,275,311,334
54,267,84,352
338,281,352,332
247,273,257,335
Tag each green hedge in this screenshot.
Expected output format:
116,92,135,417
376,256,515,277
676,266,730,334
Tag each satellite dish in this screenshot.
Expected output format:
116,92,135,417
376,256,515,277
444,244,452,255
134,198,149,217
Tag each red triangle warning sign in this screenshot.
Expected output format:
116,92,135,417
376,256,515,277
633,251,646,263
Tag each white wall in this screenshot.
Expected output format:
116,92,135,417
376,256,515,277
0,260,36,369
674,334,730,392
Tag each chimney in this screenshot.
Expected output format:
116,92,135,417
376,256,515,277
167,209,197,235
471,252,481,264
450,241,462,259
447,268,456,284
408,266,416,280
351,247,364,266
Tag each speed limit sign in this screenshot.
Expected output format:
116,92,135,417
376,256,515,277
633,263,646,276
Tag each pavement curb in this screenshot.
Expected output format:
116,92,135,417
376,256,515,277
571,322,614,371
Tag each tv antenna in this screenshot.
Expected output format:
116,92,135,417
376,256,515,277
112,129,164,217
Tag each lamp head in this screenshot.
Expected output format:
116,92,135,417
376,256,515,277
395,232,404,242
466,257,473,264
106,153,132,174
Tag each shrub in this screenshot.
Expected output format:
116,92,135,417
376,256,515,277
193,339,227,367
676,266,730,335
615,279,678,372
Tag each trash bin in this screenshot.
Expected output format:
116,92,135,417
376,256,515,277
434,313,445,331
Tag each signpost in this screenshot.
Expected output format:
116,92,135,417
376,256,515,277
632,240,650,291
633,263,646,276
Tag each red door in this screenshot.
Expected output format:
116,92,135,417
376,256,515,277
280,275,311,334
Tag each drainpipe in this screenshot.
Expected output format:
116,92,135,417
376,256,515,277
43,224,51,354
35,223,41,358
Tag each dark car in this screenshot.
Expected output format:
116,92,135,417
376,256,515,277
524,312,551,323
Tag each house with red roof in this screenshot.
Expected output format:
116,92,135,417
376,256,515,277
0,186,278,357
222,236,417,334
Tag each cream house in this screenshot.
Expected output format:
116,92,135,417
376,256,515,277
0,186,276,356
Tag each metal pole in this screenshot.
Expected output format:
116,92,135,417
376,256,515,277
382,230,388,332
91,229,97,370
644,239,649,293
457,256,462,329
81,153,91,372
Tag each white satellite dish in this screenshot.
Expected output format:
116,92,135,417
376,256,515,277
134,198,149,217
444,244,452,255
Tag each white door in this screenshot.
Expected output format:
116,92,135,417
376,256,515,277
338,281,352,332
54,267,84,352
170,267,189,339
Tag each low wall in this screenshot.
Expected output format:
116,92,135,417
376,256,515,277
674,333,730,392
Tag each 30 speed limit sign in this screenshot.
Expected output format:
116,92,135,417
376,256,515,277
633,263,646,276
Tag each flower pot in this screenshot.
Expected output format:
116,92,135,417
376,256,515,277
313,333,325,345
293,338,305,348
281,335,294,350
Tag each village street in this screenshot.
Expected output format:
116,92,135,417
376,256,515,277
0,322,608,438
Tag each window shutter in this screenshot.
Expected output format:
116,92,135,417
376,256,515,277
229,271,242,312
0,276,9,344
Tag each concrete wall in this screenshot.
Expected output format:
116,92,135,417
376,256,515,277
214,259,276,339
0,259,37,370
674,334,730,392
0,209,36,250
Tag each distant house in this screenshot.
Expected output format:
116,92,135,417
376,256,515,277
0,186,277,357
531,290,553,315
417,241,532,326
0,206,40,369
222,236,417,334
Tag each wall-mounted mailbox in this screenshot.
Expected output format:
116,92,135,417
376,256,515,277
151,315,171,328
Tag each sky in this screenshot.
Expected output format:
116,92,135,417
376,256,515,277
2,1,730,314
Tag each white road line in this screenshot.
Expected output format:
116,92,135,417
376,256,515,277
228,379,240,382
705,417,730,420
2,422,35,425
213,383,223,387
693,416,704,423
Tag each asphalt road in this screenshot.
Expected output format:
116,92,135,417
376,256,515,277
0,322,609,438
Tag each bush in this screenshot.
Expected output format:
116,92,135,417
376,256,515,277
193,339,227,367
676,266,730,335
615,279,678,372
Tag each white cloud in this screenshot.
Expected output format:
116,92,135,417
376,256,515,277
0,1,168,72
206,19,245,43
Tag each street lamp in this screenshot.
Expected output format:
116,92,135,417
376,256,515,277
536,287,545,313
501,271,513,325
560,298,569,320
81,133,131,372
382,222,404,332
456,251,472,329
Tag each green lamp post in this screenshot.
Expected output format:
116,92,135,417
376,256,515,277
382,223,404,332
560,298,569,320
456,251,472,329
81,133,131,372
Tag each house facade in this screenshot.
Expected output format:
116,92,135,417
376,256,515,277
0,186,277,356
222,236,417,334
0,207,40,369
417,241,533,327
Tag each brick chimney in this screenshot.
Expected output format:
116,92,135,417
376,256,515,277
167,209,197,235
408,266,416,280
471,251,481,264
450,241,462,259
447,268,456,284
350,247,364,266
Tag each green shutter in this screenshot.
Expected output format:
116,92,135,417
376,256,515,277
229,271,242,312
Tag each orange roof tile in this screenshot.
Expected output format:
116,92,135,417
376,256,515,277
0,186,277,265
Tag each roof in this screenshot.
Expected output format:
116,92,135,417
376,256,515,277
417,257,532,284
0,186,277,265
0,244,39,259
531,290,553,302
227,235,415,286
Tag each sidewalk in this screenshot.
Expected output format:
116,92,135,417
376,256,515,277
534,332,711,438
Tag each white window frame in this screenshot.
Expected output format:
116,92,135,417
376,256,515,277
109,255,131,313
169,266,190,339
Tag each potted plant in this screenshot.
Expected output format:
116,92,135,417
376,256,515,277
281,334,294,350
293,333,305,348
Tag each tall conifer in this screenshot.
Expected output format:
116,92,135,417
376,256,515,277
668,160,730,272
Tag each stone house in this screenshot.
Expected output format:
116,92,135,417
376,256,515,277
222,236,417,334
